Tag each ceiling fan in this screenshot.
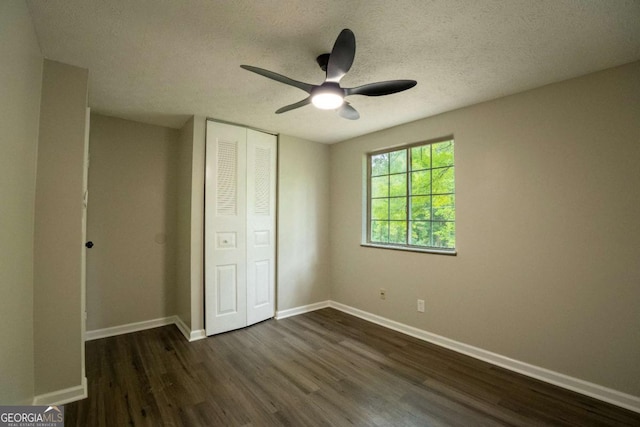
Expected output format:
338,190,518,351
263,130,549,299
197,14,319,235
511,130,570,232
241,29,417,120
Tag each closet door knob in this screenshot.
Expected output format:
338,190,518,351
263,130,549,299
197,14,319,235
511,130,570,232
85,241,94,248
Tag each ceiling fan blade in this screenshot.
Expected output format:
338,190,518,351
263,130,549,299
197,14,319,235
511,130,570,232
326,29,356,83
346,80,417,97
275,97,311,114
241,65,314,94
338,102,359,120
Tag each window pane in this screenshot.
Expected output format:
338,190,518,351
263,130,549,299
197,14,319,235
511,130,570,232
390,149,407,174
371,199,389,220
411,170,431,195
432,195,455,221
389,197,406,220
371,176,388,198
432,140,454,168
432,221,455,249
389,221,407,244
389,174,406,197
411,145,431,171
432,166,455,194
371,153,389,176
410,221,431,246
410,196,431,220
371,221,389,243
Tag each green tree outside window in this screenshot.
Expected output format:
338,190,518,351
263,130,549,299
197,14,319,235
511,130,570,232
368,139,455,250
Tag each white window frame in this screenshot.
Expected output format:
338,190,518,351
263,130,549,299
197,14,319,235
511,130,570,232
362,137,456,255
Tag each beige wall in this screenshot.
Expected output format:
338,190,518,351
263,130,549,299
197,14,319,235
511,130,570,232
175,114,206,332
33,59,88,395
176,117,195,327
86,114,179,331
277,135,331,310
0,1,42,404
189,116,206,331
329,61,640,396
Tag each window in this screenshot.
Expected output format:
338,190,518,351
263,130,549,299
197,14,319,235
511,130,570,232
366,138,455,253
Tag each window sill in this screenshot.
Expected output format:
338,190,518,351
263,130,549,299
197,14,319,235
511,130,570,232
361,243,457,256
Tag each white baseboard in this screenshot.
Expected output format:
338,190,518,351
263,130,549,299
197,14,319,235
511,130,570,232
189,329,206,341
86,316,206,343
85,316,176,341
328,301,640,414
33,377,87,406
174,315,190,340
175,315,206,342
275,300,330,320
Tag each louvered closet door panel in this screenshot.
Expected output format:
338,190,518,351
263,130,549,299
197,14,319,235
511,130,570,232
246,129,277,326
205,122,247,336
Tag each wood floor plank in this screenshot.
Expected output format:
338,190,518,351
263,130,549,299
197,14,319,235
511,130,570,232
65,309,640,426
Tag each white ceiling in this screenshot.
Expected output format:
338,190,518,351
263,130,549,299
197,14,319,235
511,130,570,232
27,0,640,144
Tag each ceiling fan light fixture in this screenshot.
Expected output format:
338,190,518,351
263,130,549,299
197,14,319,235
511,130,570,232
311,83,344,109
311,92,344,109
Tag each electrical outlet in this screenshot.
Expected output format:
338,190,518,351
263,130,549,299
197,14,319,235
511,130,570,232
417,299,425,312
380,289,386,300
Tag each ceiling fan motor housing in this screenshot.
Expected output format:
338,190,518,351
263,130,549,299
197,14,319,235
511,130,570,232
316,53,331,72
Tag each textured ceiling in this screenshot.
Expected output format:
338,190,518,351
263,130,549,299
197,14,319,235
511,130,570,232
27,0,640,144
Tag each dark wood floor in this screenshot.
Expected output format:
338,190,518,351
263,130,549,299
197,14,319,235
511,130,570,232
65,308,640,426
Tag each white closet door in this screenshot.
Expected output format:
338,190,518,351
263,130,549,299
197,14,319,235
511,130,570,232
205,122,248,335
246,129,277,326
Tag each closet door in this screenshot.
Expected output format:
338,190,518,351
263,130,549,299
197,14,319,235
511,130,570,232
205,122,247,335
205,122,277,336
246,129,277,326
